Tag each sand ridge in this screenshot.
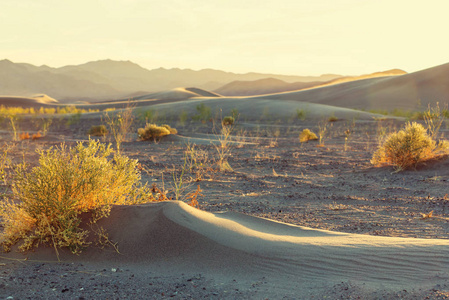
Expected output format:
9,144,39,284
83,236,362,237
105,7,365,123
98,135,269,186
6,201,449,290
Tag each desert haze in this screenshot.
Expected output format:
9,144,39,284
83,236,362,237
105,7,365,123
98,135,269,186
1,59,449,299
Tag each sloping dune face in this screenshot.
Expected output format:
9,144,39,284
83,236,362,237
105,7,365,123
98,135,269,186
131,87,221,101
13,201,449,288
0,95,58,108
256,62,449,111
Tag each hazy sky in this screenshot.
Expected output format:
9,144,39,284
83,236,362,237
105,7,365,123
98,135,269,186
1,0,448,75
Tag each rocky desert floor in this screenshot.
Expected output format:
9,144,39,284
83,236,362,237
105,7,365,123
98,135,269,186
1,113,449,299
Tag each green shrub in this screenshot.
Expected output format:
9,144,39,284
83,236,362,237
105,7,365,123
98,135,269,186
0,139,153,253
371,122,449,171
88,125,108,136
192,103,211,122
299,129,318,142
222,116,235,126
138,123,176,141
296,109,306,120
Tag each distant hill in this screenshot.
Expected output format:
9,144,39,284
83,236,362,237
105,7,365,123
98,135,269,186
214,78,322,96
0,59,343,102
254,62,449,111
0,59,121,102
214,69,406,97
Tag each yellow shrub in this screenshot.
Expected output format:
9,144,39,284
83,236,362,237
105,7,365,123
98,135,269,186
0,139,153,253
299,129,318,142
138,123,175,141
371,122,448,171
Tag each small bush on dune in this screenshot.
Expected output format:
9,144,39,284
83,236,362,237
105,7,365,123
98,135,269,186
88,125,108,136
299,129,318,143
138,123,177,141
371,122,449,171
0,139,153,253
222,116,235,126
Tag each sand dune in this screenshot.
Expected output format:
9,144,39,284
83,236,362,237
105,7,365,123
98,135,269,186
0,95,58,108
130,87,221,102
8,201,449,290
124,94,384,122
254,62,449,111
214,78,322,96
214,70,405,97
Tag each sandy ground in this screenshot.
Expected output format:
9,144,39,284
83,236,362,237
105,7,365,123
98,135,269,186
1,106,449,299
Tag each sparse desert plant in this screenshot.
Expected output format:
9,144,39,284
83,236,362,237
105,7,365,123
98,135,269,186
214,121,234,171
0,143,13,185
32,116,53,136
88,125,109,137
103,106,134,153
222,116,235,126
138,123,176,141
192,103,212,123
371,122,449,171
328,113,338,122
299,129,318,143
3,113,20,141
31,132,42,140
185,143,214,181
423,102,446,140
179,110,189,125
231,108,239,120
138,109,156,123
317,120,332,146
161,124,178,135
0,139,153,254
19,132,30,140
65,112,82,126
296,109,307,121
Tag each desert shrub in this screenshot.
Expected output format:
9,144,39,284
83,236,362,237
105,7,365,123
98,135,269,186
222,116,235,126
296,109,306,120
192,103,211,122
371,122,449,171
0,139,153,253
19,132,30,140
299,129,318,143
138,123,173,141
179,110,188,125
328,113,338,122
161,124,178,134
88,125,108,136
103,107,134,153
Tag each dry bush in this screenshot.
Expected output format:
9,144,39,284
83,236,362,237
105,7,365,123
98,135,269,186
0,139,153,253
0,143,13,185
185,143,214,181
222,116,235,126
214,122,234,171
299,129,318,143
32,132,42,140
138,123,176,141
371,122,449,171
103,106,134,153
161,124,178,134
19,132,30,140
88,125,108,137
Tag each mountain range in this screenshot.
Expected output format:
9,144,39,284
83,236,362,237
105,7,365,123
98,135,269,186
0,59,342,102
